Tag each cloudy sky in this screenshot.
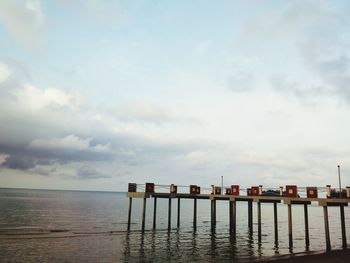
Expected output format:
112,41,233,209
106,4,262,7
1,0,350,191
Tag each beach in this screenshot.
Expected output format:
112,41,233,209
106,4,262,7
262,249,350,263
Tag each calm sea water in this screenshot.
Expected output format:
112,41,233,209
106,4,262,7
0,188,349,262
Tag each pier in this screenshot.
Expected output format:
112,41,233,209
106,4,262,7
127,183,350,251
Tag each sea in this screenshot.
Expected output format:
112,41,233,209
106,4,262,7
0,188,349,262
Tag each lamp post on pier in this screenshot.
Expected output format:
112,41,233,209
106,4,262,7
221,176,223,194
338,165,342,198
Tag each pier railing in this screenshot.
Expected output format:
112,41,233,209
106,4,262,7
130,183,347,198
126,182,350,251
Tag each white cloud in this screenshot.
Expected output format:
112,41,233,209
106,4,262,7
0,154,9,165
90,143,112,153
0,0,45,47
29,134,90,151
29,134,111,153
0,63,12,83
13,84,80,111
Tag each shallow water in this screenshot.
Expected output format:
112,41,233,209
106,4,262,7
0,188,349,262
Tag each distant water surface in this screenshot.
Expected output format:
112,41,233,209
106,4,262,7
0,188,349,262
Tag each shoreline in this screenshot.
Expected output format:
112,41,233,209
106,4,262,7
261,249,350,263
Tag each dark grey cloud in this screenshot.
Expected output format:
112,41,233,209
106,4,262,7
232,0,350,105
1,155,36,170
0,60,129,177
300,45,350,102
0,58,201,179
0,133,115,172
0,59,204,180
269,45,350,104
284,2,350,103
269,75,329,101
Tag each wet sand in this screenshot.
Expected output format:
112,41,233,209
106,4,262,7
262,249,350,263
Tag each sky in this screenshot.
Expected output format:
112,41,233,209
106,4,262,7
1,0,350,192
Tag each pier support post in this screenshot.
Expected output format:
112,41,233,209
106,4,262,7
168,198,172,231
304,204,310,248
288,204,293,249
340,205,347,249
127,197,132,231
177,197,181,228
229,200,236,235
211,199,216,228
323,206,331,251
214,199,217,225
248,200,253,231
229,200,232,231
193,198,197,231
257,201,262,243
142,197,147,232
153,197,157,230
274,202,278,245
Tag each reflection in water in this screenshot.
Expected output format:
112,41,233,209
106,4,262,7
305,244,310,252
274,232,279,249
289,246,294,254
139,232,145,259
123,232,131,258
122,226,286,262
246,228,255,259
274,234,280,256
175,229,180,253
166,231,171,260
210,229,217,258
191,231,198,258
151,231,156,260
229,233,237,260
